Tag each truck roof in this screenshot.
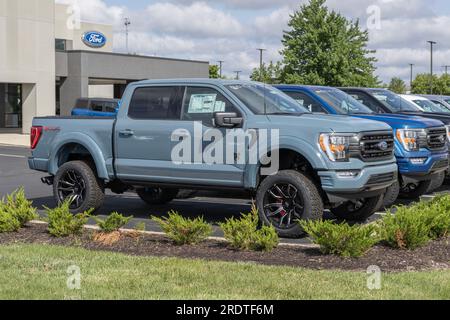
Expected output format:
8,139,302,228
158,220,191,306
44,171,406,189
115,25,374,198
130,78,264,86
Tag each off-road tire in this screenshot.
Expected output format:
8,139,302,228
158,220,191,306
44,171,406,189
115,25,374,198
53,160,105,214
256,170,323,238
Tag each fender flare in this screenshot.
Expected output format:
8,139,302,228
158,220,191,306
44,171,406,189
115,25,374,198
48,132,110,180
244,136,329,189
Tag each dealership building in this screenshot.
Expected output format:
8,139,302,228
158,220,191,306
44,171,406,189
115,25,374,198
0,0,209,134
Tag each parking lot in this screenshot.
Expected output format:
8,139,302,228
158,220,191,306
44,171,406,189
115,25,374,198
0,143,446,245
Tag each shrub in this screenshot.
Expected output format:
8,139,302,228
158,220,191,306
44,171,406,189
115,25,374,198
219,205,279,252
381,205,431,250
420,196,450,239
152,211,212,245
300,220,380,258
95,212,132,233
0,209,21,233
0,188,37,232
4,188,38,226
46,199,91,237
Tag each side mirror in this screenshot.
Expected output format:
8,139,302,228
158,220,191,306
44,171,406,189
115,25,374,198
213,112,243,128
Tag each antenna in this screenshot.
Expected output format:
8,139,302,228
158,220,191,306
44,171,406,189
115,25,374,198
124,18,131,53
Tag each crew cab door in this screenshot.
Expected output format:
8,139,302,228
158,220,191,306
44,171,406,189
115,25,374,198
114,86,186,182
114,85,246,187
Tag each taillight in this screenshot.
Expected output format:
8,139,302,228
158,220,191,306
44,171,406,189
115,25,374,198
30,126,43,150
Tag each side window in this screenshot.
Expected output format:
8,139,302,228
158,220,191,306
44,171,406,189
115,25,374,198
103,102,117,113
284,91,326,113
348,92,384,113
90,101,104,112
128,86,184,120
182,87,239,126
75,99,88,109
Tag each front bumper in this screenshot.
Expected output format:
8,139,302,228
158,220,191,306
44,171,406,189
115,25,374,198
318,162,398,203
397,151,449,183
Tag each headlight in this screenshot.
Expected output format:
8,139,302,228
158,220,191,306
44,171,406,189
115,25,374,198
446,125,450,142
319,134,352,162
396,129,426,151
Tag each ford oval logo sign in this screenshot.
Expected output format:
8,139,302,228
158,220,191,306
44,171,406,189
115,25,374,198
377,141,389,151
82,31,107,48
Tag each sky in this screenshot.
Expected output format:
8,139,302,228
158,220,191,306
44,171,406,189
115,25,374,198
56,0,450,83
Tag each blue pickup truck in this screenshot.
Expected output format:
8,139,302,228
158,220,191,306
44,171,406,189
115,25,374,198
276,85,449,207
29,79,398,238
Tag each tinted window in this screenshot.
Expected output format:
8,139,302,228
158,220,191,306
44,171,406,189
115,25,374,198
347,91,386,113
90,101,104,112
284,91,326,113
369,89,418,112
128,87,184,119
182,87,238,126
75,99,89,109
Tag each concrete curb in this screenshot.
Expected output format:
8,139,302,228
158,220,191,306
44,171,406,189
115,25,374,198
29,220,319,249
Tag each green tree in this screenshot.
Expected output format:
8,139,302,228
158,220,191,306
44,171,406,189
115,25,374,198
388,77,407,94
250,61,283,83
209,65,220,79
411,73,446,95
280,0,379,87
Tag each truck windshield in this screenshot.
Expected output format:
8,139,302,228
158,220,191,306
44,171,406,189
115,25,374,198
226,84,310,115
414,99,450,113
313,88,374,114
369,89,419,112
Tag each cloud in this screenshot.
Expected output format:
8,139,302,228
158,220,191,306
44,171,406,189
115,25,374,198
56,0,450,82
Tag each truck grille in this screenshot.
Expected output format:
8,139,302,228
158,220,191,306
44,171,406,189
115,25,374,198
350,131,394,162
426,127,447,151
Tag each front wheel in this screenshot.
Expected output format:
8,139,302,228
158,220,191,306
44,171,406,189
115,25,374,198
256,170,324,238
427,172,445,193
53,161,105,214
399,180,433,199
330,194,384,222
136,187,179,205
382,181,400,208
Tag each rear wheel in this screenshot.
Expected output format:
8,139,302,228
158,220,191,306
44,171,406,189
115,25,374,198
256,170,323,238
399,180,433,199
53,161,105,214
136,187,179,205
330,194,384,222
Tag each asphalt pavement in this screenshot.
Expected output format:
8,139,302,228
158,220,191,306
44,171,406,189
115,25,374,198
0,144,446,245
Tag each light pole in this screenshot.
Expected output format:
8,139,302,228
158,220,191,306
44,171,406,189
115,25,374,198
124,18,131,53
217,60,224,78
428,40,436,94
233,71,242,80
409,63,414,90
443,65,450,75
256,48,267,82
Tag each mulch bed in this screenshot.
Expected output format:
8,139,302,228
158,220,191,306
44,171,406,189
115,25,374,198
0,223,448,272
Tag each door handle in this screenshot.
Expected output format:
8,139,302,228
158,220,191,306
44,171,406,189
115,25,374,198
119,130,135,137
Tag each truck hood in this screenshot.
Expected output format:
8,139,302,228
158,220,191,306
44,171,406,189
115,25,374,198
396,111,450,125
352,113,445,129
266,114,392,133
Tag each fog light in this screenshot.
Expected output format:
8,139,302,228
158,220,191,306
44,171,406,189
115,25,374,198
337,171,360,178
410,158,427,165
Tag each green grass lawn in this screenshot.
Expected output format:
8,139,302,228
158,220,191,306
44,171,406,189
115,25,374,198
0,244,449,300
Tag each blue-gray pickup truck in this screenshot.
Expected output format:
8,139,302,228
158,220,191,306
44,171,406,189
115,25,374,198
29,79,398,237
